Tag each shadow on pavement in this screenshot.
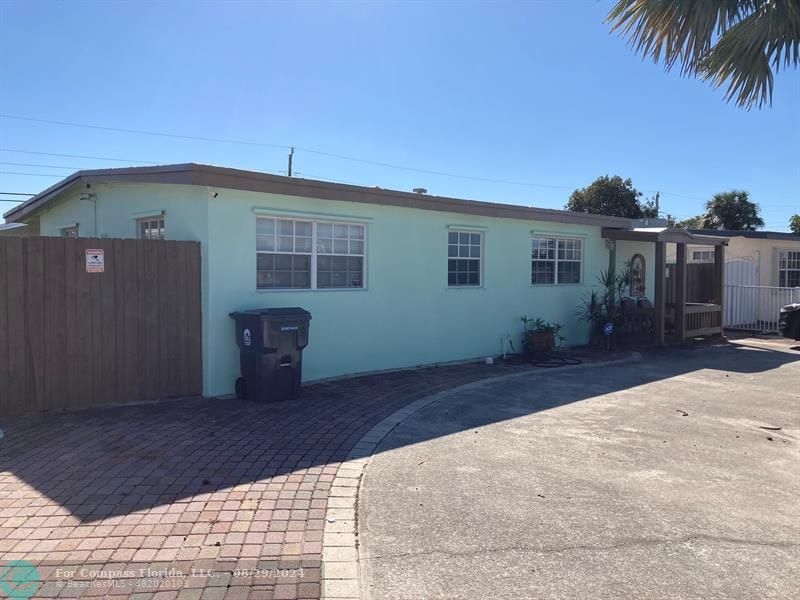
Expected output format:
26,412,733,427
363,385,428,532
0,340,797,522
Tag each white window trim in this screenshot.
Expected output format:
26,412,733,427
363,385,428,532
137,214,166,240
256,216,368,292
60,224,79,238
252,207,373,225
447,229,484,288
689,246,715,263
531,236,584,286
777,248,800,288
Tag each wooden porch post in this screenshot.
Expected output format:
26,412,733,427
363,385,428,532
714,244,726,304
676,243,688,342
654,241,666,346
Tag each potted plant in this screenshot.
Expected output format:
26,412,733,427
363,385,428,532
521,317,564,354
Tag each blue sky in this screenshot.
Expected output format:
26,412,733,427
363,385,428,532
1,1,798,229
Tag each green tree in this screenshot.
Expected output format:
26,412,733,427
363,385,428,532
790,214,800,234
674,215,704,229
699,190,764,230
607,0,800,109
641,196,660,218
566,176,651,219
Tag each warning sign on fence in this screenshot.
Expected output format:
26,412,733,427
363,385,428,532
85,249,104,273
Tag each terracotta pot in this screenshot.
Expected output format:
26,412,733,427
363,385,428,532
527,331,555,354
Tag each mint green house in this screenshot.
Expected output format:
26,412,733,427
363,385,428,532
4,164,657,397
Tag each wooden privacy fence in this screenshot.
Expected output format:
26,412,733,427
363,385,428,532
0,237,202,417
665,262,716,304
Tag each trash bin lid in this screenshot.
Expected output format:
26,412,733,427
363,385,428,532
230,307,311,320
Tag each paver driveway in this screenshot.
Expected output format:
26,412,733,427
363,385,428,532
0,354,574,599
359,339,800,600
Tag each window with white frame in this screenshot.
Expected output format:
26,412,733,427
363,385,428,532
60,225,79,238
447,231,482,286
256,216,365,290
316,222,365,288
531,237,582,284
779,250,800,287
138,215,165,240
691,249,714,263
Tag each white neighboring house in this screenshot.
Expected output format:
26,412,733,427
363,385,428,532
667,230,800,331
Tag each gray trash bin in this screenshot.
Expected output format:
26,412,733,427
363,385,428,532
230,307,311,402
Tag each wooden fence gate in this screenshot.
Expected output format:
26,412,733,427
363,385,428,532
0,237,202,417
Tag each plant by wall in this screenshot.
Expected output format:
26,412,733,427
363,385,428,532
578,265,632,349
520,317,565,355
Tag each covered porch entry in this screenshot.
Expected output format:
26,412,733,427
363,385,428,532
603,227,729,346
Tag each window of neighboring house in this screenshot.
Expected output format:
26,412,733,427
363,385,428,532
629,253,646,296
779,250,800,287
691,249,714,263
139,215,165,240
531,237,582,285
447,231,482,287
60,226,79,238
256,217,365,290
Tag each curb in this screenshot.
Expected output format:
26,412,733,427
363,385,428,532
319,352,642,599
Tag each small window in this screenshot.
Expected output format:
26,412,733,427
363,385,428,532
139,216,165,240
532,237,582,285
61,226,79,238
779,251,800,288
448,231,482,287
691,249,714,263
629,254,646,296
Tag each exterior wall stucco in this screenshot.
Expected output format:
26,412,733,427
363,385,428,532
35,182,208,241
203,188,617,396
26,181,623,397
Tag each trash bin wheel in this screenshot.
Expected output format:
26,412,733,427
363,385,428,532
235,377,247,400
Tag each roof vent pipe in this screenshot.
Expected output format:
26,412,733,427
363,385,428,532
412,188,427,194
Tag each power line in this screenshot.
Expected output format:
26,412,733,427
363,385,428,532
0,161,83,170
0,113,575,189
0,115,770,204
0,114,287,149
0,148,159,164
0,191,35,196
0,171,64,177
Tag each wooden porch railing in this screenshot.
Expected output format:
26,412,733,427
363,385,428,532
684,303,723,337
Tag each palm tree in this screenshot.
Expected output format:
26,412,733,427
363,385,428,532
607,0,800,109
700,190,765,230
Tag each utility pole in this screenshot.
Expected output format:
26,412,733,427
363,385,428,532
287,147,294,177
655,191,660,216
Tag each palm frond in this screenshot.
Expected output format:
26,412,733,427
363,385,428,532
607,0,800,109
607,0,750,73
703,1,800,108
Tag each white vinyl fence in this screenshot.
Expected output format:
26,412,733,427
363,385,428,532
724,285,800,333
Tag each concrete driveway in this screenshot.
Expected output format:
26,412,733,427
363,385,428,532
359,340,800,600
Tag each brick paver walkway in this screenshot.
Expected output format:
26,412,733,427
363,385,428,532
0,354,612,599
